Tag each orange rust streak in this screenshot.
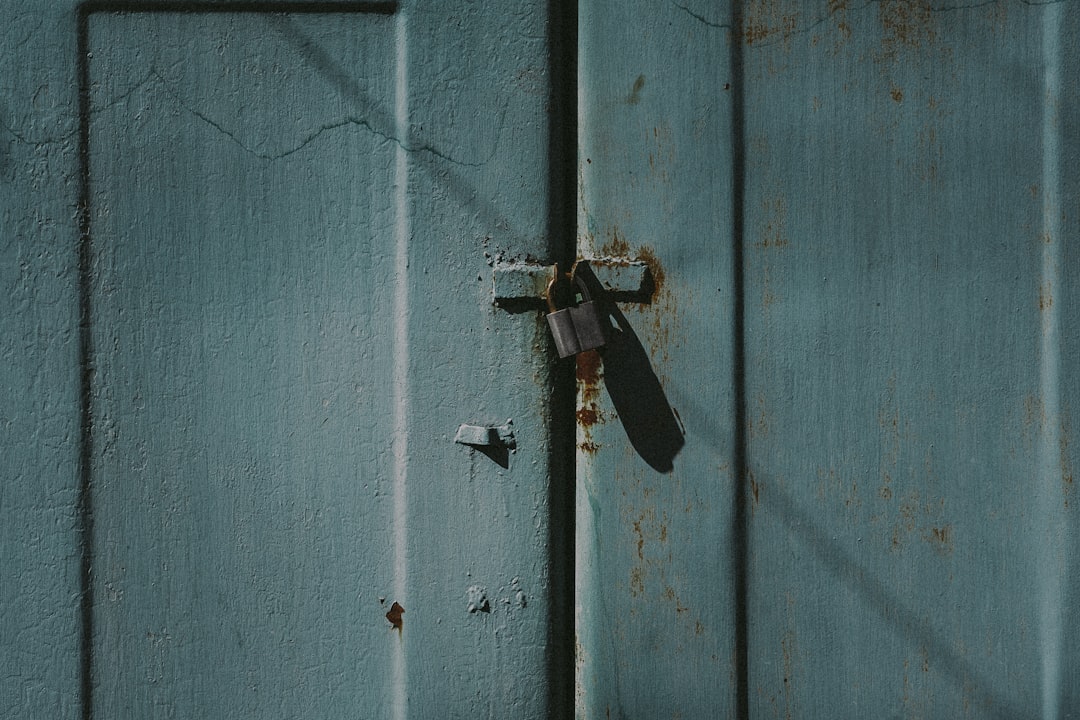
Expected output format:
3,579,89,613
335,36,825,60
385,601,404,630
577,407,600,426
576,350,602,385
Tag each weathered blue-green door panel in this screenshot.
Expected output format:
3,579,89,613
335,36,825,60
88,13,401,716
741,4,1080,717
1,6,84,718
578,1,1080,718
577,1,739,717
392,2,567,715
83,3,560,718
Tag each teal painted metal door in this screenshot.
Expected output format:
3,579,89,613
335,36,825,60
5,2,1080,719
578,1,1080,718
2,1,573,718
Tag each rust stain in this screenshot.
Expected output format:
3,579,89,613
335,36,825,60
749,472,761,508
599,230,675,366
576,406,600,426
825,0,853,53
634,245,666,304
385,601,404,631
924,524,954,556
629,567,644,597
878,0,937,53
752,393,771,439
1022,393,1047,451
576,349,603,453
576,348,602,386
890,85,904,103
1039,281,1053,311
599,230,631,258
742,0,799,48
632,520,645,561
755,196,789,249
1062,411,1074,508
626,74,645,105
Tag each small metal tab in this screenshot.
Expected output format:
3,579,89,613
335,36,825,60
454,420,515,449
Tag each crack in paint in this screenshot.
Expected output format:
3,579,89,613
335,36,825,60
670,1,733,29
148,68,484,165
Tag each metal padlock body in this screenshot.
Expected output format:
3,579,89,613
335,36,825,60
546,307,582,358
569,300,605,353
545,272,606,358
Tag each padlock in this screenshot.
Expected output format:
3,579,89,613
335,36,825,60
545,271,582,358
545,269,607,358
568,269,606,354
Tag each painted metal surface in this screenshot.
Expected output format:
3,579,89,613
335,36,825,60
577,2,738,717
2,1,572,717
578,1,1080,718
7,1,1080,718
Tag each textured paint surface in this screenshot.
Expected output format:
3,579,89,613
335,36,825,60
579,1,1080,718
577,1,739,717
3,1,568,718
1,5,84,718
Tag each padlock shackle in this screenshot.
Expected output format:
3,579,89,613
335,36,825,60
545,265,560,313
546,263,596,312
570,266,593,303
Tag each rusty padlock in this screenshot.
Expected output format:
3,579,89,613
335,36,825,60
545,268,606,358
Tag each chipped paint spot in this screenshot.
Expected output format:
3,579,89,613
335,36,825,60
890,85,904,103
466,585,490,614
385,601,404,631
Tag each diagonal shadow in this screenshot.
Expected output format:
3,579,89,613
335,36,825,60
264,14,529,247
759,479,1027,718
574,263,685,473
77,4,577,719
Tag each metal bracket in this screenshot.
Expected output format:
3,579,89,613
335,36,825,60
493,259,653,308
